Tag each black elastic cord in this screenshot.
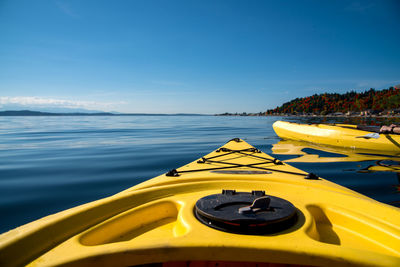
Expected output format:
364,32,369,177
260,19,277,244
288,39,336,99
210,148,282,164
166,146,310,177
199,158,308,176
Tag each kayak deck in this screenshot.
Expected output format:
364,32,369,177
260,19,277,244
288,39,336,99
0,139,399,267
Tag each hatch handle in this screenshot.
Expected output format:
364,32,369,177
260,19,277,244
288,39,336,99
238,196,272,214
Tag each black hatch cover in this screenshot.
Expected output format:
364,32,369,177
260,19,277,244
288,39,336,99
195,190,297,235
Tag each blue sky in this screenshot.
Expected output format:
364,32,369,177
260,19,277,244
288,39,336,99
1,0,399,114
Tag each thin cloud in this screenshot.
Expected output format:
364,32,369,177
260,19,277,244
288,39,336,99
355,80,400,89
55,0,79,18
263,79,400,89
345,1,375,14
151,80,186,86
0,96,123,110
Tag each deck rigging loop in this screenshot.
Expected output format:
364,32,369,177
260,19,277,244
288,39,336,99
166,146,316,178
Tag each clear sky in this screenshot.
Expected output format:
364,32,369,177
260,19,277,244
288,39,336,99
1,0,399,114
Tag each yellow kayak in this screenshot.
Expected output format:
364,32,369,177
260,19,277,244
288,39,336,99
271,139,400,164
273,121,400,155
0,139,399,267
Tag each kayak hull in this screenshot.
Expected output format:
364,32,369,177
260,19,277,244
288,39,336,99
273,121,400,154
0,139,399,267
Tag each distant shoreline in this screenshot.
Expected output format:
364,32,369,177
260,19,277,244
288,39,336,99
2,110,399,118
0,110,208,116
215,112,400,118
271,114,400,118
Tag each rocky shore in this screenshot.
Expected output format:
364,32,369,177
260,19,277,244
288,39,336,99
216,110,400,118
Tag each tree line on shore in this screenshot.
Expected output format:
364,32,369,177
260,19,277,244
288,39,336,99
266,86,400,116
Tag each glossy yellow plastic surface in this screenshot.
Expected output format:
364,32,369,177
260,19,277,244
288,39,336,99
273,121,400,155
272,139,400,164
0,139,400,267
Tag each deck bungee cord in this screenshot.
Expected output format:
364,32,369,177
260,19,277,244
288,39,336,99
166,138,318,179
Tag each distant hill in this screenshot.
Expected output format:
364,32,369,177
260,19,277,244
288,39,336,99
0,110,115,116
0,104,105,114
0,110,207,116
266,86,400,115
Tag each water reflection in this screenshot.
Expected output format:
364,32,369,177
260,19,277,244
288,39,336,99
271,139,400,207
272,139,400,163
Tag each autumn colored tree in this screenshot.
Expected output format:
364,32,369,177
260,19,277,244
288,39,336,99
266,87,400,115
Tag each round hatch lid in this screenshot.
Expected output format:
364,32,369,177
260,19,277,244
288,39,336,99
195,190,297,235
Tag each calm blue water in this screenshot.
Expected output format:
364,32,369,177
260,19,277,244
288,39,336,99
0,116,399,233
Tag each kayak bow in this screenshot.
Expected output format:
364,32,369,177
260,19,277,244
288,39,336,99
0,139,399,266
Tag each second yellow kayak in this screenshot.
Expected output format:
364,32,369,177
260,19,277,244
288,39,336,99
273,120,400,154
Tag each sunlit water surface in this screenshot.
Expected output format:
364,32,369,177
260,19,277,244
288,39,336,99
0,115,399,233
